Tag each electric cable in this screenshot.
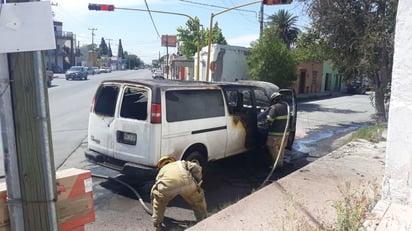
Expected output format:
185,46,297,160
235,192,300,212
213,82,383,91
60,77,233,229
258,101,291,189
143,0,161,39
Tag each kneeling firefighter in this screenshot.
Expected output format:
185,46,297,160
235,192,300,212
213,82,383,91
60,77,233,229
266,92,290,167
150,156,208,230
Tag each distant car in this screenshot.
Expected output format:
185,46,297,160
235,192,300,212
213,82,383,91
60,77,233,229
152,70,164,79
46,70,54,87
93,67,101,74
100,67,112,73
347,80,366,94
65,66,88,80
87,67,95,75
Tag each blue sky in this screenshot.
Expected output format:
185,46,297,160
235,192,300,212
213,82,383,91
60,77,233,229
51,0,310,64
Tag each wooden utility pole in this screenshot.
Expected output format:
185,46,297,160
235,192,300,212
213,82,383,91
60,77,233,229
0,0,59,230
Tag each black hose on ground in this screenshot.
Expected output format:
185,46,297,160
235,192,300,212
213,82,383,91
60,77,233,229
92,173,153,215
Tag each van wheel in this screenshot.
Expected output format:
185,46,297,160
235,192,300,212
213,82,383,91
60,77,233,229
185,151,206,170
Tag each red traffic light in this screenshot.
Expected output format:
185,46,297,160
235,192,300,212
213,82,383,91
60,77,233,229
263,0,292,5
88,3,115,11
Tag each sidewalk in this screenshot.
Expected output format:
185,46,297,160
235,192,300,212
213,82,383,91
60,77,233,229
187,139,411,230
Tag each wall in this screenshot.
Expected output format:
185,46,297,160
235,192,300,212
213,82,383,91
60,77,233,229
292,62,323,94
322,60,343,92
382,0,412,205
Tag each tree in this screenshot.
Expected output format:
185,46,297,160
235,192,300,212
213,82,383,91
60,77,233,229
177,17,203,58
177,19,227,58
108,44,113,57
124,52,143,69
293,27,327,63
98,37,109,57
307,0,398,122
247,28,297,88
205,22,228,46
267,9,301,49
118,39,124,59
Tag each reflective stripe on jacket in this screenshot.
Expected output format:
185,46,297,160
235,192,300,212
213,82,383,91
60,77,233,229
266,101,289,136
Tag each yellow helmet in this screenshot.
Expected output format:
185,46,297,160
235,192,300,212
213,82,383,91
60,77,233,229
157,156,176,169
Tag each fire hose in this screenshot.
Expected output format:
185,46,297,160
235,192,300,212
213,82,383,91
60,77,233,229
91,173,153,215
259,101,291,189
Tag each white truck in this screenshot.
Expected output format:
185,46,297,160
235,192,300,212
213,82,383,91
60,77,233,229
195,44,250,82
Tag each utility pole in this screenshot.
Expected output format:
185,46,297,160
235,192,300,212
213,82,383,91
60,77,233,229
88,27,97,66
259,2,264,38
0,0,59,230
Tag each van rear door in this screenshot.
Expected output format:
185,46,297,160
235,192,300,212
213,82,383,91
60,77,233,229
279,88,297,149
88,84,120,157
112,85,155,166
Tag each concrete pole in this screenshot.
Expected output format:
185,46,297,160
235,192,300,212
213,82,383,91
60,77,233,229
382,0,412,204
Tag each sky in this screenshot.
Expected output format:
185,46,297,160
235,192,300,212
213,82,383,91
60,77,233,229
50,0,311,64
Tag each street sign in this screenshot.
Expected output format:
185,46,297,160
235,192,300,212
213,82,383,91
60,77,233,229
0,1,56,53
161,35,177,47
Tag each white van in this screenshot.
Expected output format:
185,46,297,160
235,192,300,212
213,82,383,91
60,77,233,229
85,79,296,177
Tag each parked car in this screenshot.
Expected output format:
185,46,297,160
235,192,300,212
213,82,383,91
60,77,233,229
85,79,297,177
87,67,95,75
65,66,88,80
152,70,164,79
92,67,101,74
100,67,112,73
347,80,366,94
46,70,54,87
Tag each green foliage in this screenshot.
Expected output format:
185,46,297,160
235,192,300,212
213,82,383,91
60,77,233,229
205,22,228,46
306,0,398,122
177,19,227,58
294,27,327,63
247,28,297,88
124,53,143,69
267,9,301,49
118,39,124,59
177,17,203,59
98,37,109,57
333,181,380,231
351,124,387,143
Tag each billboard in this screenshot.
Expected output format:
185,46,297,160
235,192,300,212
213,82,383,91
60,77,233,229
161,35,177,47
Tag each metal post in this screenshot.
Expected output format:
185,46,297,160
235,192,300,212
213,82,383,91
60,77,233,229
0,54,25,231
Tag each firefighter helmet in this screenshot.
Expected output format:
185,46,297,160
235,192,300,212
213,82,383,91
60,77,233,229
270,92,282,102
157,156,176,169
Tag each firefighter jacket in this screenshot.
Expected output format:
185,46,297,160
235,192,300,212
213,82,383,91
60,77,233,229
266,101,289,136
151,160,207,228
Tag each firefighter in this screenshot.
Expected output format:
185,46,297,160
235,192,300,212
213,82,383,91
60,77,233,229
266,92,289,167
150,156,207,230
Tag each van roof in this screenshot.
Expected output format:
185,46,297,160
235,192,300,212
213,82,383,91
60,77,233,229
100,79,255,88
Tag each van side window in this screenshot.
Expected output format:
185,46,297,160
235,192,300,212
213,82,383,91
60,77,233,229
120,87,148,120
225,90,239,114
254,89,270,109
94,85,119,117
166,89,225,122
241,90,253,109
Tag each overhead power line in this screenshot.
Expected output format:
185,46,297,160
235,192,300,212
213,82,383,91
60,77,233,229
143,0,161,39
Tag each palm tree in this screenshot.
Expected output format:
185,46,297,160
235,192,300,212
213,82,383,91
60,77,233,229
267,9,301,49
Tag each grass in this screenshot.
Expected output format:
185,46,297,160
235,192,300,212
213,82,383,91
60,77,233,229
332,181,380,231
282,180,381,231
350,124,387,143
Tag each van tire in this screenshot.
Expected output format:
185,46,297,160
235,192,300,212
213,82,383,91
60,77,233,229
184,151,206,171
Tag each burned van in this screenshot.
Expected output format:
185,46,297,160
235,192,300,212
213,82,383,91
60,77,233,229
85,79,296,176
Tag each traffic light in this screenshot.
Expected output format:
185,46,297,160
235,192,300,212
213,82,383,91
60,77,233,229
263,0,292,5
88,3,115,11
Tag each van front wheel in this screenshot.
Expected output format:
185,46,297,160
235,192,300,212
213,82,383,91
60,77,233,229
184,151,206,171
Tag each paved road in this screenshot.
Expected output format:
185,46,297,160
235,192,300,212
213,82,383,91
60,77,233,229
0,73,376,230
